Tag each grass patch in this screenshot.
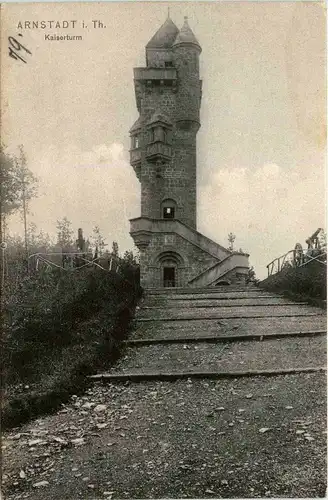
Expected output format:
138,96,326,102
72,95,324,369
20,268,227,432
259,261,326,309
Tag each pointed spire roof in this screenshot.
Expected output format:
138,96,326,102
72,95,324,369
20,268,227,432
129,117,141,134
173,16,201,51
146,17,179,49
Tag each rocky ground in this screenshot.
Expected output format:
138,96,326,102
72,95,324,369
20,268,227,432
2,374,327,499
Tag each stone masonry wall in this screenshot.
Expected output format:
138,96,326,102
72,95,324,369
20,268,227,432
146,48,173,68
138,51,200,229
140,85,176,220
139,232,220,288
173,45,202,123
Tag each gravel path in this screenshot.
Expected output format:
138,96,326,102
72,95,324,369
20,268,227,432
3,374,326,499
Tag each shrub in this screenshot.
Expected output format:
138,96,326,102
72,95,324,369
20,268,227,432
1,258,141,428
2,260,141,386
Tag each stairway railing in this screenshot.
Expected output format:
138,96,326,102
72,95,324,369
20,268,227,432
267,249,327,277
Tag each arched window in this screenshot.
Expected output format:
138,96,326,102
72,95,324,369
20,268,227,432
161,198,177,219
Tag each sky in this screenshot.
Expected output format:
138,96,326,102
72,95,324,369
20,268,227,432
1,1,326,278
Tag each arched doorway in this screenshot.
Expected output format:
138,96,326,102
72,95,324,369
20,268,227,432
162,258,177,287
155,250,185,288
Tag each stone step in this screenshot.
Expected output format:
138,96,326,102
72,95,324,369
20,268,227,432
108,336,326,376
124,330,326,346
141,300,305,309
143,294,282,305
132,315,327,340
137,304,324,321
90,366,325,382
145,286,252,295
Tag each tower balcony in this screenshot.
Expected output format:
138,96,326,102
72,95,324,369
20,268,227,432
146,142,172,162
129,148,141,181
134,67,177,82
130,147,141,165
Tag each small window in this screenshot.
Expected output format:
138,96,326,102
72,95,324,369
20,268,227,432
163,207,175,219
132,135,139,148
165,61,173,68
149,129,155,142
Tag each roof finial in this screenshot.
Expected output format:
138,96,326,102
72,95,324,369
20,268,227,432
167,6,170,18
184,16,188,22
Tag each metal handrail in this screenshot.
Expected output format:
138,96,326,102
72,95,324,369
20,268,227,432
267,249,326,277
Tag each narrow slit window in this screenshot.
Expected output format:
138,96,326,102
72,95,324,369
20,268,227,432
132,135,139,148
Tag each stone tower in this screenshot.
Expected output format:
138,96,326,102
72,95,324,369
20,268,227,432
130,16,249,288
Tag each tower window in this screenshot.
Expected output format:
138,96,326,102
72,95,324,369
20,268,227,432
161,198,177,219
163,207,175,219
132,135,139,149
165,61,173,68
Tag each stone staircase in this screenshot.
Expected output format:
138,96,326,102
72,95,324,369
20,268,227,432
92,286,326,382
187,254,249,287
87,286,326,497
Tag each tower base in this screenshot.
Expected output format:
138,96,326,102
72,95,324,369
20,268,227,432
130,217,249,288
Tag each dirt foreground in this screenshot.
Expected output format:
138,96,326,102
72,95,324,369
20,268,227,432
2,372,326,499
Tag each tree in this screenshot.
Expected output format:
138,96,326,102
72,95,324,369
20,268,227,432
27,222,52,253
56,217,74,251
92,226,107,257
112,241,119,257
246,265,259,285
1,146,36,217
318,229,327,251
122,250,138,266
1,145,37,280
227,232,236,251
0,146,37,237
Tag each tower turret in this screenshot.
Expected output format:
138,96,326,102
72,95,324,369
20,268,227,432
173,17,202,126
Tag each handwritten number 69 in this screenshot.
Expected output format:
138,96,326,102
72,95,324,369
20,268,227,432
8,36,32,64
